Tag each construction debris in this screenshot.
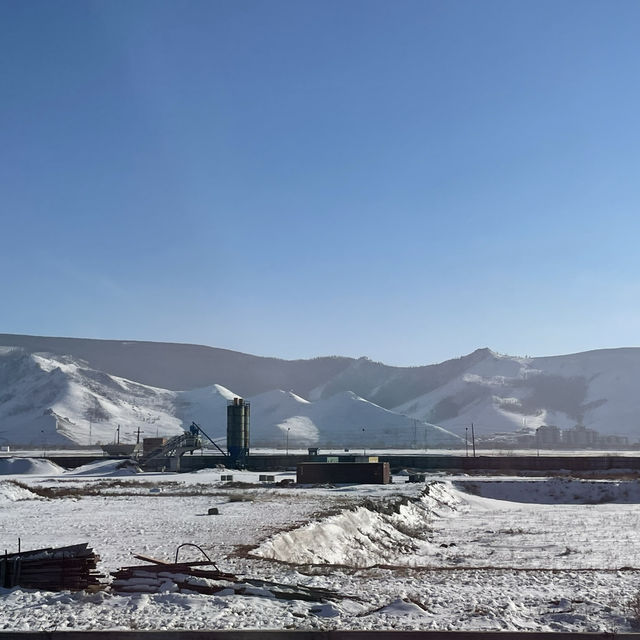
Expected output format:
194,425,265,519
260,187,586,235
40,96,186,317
111,549,347,602
0,541,350,603
0,543,102,591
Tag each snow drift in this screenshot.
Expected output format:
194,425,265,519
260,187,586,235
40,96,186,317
252,482,462,567
0,457,64,475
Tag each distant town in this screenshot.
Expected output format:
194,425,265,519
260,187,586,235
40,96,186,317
519,424,632,449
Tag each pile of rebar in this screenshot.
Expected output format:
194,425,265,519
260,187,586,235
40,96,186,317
0,543,102,591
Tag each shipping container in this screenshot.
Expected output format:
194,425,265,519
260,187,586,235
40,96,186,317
296,462,390,484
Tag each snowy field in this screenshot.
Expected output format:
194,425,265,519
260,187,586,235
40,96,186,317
1,458,640,631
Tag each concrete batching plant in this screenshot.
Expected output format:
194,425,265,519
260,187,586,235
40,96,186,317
227,397,250,466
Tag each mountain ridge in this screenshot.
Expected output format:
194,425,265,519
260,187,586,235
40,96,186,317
1,334,639,443
0,347,459,447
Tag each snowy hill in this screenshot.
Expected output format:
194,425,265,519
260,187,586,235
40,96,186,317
393,348,640,439
0,347,458,447
1,335,640,443
249,389,456,448
0,347,183,445
0,334,353,396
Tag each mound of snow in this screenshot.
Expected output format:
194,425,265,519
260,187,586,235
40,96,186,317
0,480,40,501
252,482,462,567
64,459,141,477
374,599,430,618
0,457,64,476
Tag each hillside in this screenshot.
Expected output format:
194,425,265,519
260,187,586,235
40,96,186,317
0,334,353,397
0,347,458,447
1,334,639,442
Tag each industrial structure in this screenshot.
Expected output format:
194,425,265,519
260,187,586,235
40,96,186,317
138,431,202,471
227,397,250,466
135,396,251,471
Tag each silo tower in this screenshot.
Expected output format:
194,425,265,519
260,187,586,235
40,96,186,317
227,397,250,466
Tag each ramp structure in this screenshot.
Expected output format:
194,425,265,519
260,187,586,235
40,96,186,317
138,432,202,471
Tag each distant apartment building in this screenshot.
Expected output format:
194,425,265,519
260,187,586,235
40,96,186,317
563,425,598,447
532,424,629,448
536,425,562,446
600,434,629,447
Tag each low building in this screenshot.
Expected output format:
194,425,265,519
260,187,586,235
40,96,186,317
297,462,391,484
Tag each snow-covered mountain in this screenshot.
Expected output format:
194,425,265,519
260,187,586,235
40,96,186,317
0,347,458,447
248,389,456,448
393,348,640,439
0,347,182,446
1,334,639,444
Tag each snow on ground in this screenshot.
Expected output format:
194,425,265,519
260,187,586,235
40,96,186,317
63,459,141,477
0,480,42,502
0,457,64,475
252,482,462,567
1,468,640,631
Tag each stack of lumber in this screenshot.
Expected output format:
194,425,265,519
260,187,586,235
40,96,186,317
111,554,344,602
0,543,102,591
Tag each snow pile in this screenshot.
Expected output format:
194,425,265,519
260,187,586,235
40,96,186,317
373,599,431,619
0,457,64,475
252,482,462,567
64,459,141,477
0,480,40,502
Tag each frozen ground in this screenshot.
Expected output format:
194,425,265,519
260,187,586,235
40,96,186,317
1,462,640,631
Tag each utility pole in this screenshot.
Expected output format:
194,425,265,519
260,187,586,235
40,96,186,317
465,427,469,457
286,427,290,456
116,424,120,444
362,427,366,457
471,422,476,458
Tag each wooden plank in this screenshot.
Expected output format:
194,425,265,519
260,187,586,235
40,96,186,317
132,554,171,565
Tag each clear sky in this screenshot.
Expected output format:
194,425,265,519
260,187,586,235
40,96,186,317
2,0,640,366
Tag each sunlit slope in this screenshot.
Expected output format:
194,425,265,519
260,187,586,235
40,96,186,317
0,334,353,396
394,348,640,438
3,335,640,440
0,347,183,445
0,348,459,446
249,389,458,447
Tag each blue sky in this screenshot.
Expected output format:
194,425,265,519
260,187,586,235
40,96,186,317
2,0,640,366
